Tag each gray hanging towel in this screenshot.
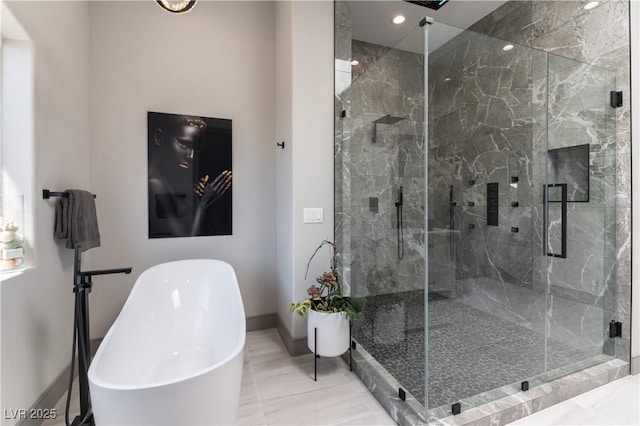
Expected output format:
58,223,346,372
54,189,101,252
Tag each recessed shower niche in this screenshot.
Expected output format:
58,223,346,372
547,144,590,202
335,1,628,424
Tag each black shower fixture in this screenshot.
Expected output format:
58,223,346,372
404,0,450,11
395,186,405,260
373,114,406,125
372,114,406,143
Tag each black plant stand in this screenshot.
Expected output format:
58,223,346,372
313,321,352,381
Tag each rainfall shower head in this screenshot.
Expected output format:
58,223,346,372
372,114,406,143
403,0,449,11
372,114,406,125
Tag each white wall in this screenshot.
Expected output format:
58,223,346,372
275,0,334,340
2,0,279,415
89,1,277,338
1,1,90,421
290,0,334,339
275,1,295,336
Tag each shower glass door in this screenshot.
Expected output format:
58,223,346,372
341,22,427,416
542,52,618,382
425,20,548,419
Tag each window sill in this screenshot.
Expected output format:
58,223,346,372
0,265,35,283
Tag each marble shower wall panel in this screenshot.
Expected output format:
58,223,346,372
351,41,425,124
457,207,488,279
347,117,424,180
535,19,618,361
428,230,458,296
335,0,352,296
470,0,631,362
615,203,631,359
343,39,426,297
468,0,533,46
546,206,613,287
334,1,351,63
546,57,616,157
457,277,546,330
532,0,629,67
529,1,609,40
428,30,537,288
547,295,608,361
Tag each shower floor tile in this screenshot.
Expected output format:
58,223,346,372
352,290,594,409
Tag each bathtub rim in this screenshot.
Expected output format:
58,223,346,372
87,258,246,391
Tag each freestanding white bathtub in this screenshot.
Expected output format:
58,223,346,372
88,259,245,425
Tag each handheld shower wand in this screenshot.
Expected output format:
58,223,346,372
449,185,455,261
395,186,405,259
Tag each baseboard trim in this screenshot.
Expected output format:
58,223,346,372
17,340,102,426
16,362,73,426
246,313,277,331
276,315,310,356
631,355,640,375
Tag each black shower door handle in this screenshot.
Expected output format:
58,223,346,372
543,183,567,258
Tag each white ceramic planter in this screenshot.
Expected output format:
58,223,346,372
307,310,350,357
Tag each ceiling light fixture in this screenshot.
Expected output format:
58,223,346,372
393,15,406,24
503,44,514,51
584,2,599,10
155,0,197,14
351,60,360,66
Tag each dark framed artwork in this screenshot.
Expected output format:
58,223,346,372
148,111,232,238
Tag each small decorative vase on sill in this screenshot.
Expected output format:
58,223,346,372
0,216,24,272
290,240,362,358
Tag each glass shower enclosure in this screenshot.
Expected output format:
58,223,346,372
335,14,617,423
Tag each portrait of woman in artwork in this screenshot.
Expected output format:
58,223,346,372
147,111,232,238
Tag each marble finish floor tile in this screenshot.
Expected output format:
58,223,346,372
241,328,395,425
42,378,80,426
45,328,394,426
36,328,638,426
508,374,640,425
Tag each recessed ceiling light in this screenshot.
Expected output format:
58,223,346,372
503,44,514,51
351,60,360,66
584,2,599,10
393,15,406,25
444,77,452,82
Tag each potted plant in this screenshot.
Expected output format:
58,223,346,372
290,240,362,357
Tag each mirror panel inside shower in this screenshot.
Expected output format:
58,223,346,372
335,4,618,422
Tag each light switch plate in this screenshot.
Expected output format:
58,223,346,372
303,208,323,224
